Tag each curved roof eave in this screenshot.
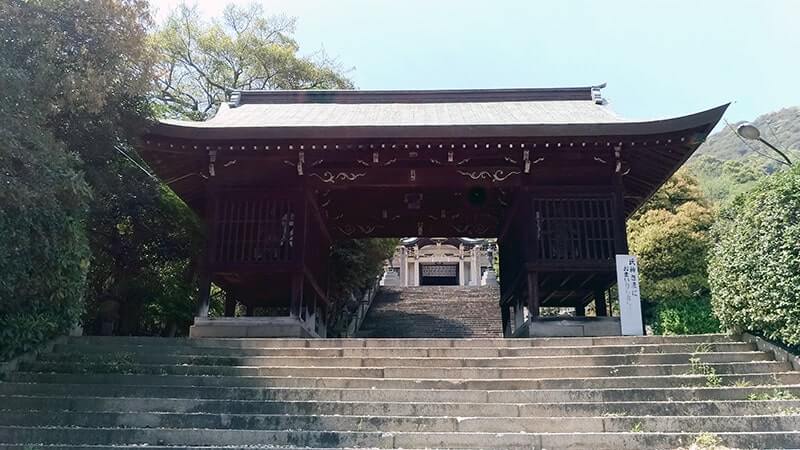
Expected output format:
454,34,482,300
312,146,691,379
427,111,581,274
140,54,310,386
148,104,729,141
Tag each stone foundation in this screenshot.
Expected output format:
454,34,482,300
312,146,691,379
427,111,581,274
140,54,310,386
189,316,319,338
522,317,622,337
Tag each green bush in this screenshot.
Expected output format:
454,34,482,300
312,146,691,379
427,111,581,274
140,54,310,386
0,81,91,360
627,170,720,335
709,164,800,345
326,238,397,336
649,297,721,335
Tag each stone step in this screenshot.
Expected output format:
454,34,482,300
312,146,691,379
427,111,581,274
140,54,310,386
65,334,739,348
18,360,790,381
1,426,799,449
23,351,773,372
3,395,798,417
50,341,757,357
0,447,364,450
1,411,798,433
3,382,800,403
9,370,799,391
39,350,773,367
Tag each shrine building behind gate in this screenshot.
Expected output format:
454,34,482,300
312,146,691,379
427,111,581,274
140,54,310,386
136,84,727,338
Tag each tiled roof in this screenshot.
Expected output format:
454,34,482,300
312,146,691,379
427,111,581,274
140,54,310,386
150,85,727,141
161,85,620,129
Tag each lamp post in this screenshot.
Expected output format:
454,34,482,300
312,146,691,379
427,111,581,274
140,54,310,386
736,123,793,166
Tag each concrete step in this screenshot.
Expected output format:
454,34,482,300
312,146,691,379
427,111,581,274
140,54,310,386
21,352,774,378
65,334,740,348
357,286,502,338
40,349,771,367
0,447,372,450
3,395,799,417
16,361,793,384
1,426,799,449
3,382,800,403
51,341,757,357
1,411,799,433
8,370,800,391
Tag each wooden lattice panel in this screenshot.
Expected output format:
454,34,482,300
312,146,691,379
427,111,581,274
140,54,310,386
533,197,616,262
213,196,296,265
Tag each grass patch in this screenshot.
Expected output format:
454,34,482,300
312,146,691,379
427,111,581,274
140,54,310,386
748,389,799,401
732,379,752,388
687,357,721,387
693,343,713,353
692,432,723,449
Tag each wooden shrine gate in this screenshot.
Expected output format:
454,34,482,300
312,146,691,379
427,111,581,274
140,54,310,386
137,85,726,337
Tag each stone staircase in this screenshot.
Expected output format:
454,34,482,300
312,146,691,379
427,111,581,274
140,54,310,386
357,286,502,338
1,334,800,448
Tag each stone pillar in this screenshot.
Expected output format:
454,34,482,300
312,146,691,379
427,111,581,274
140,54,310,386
470,248,480,286
458,258,465,286
412,260,419,286
399,247,408,287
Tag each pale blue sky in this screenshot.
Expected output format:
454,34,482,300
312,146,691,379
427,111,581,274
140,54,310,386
150,0,800,126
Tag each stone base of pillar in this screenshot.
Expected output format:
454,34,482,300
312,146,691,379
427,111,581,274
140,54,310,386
189,317,319,338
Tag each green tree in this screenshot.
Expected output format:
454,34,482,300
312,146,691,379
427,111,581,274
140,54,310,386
326,239,398,336
152,2,353,120
1,0,202,341
709,164,800,346
688,155,768,204
628,170,720,334
0,0,157,356
0,71,90,360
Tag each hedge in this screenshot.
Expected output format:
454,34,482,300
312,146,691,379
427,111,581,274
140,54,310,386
708,164,800,346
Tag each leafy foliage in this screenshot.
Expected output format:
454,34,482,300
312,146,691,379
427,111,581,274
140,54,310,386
0,0,206,356
0,73,90,360
689,155,768,204
326,239,398,336
628,170,720,335
152,2,353,120
708,164,800,346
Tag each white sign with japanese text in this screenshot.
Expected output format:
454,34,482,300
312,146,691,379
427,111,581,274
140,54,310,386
616,254,644,336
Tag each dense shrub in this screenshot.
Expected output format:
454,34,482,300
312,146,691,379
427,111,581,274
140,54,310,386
326,239,398,336
709,164,800,345
628,170,720,334
649,298,721,336
0,75,91,360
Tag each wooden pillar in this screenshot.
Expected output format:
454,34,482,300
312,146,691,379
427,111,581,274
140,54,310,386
223,295,236,317
613,146,630,255
575,305,585,317
526,271,540,319
501,304,510,337
196,266,212,318
198,149,218,319
290,273,304,318
595,289,608,317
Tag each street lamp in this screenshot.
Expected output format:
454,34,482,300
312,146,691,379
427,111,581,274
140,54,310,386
736,123,793,166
